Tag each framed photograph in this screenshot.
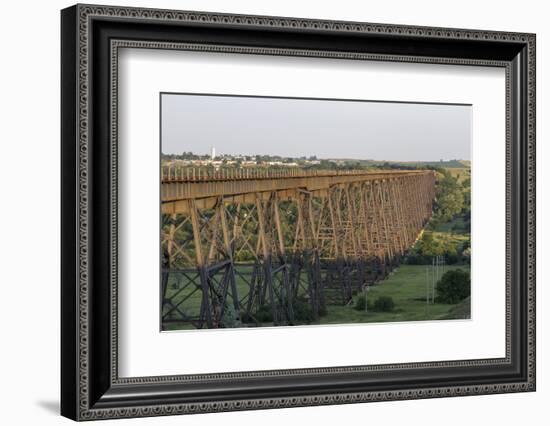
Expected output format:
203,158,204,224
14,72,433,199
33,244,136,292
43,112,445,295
61,4,536,421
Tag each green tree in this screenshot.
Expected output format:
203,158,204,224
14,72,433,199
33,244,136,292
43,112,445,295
419,232,435,255
373,296,395,312
418,232,445,256
436,269,470,304
434,169,464,223
354,293,367,311
461,172,471,214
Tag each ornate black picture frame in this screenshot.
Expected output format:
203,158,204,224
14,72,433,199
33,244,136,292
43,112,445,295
61,4,536,421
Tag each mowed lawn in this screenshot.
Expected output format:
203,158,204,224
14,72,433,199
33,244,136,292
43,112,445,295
319,264,471,325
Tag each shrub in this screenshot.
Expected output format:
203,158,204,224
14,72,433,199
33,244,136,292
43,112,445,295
318,302,328,317
220,305,241,328
354,294,367,311
436,269,471,304
445,252,459,265
253,299,320,325
405,254,432,265
255,304,273,323
292,298,314,323
373,296,395,312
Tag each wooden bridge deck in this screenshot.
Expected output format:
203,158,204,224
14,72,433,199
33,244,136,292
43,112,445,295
161,169,434,214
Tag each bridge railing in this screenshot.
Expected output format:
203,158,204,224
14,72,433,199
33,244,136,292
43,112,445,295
161,166,427,182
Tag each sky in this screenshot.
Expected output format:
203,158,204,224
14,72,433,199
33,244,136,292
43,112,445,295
161,93,471,162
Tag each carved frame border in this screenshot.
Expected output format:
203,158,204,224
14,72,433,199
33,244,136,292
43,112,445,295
61,3,535,421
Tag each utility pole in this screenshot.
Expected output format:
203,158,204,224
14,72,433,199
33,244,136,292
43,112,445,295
432,256,436,304
426,265,429,316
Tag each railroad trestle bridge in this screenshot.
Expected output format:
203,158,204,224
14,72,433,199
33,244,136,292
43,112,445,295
161,168,436,329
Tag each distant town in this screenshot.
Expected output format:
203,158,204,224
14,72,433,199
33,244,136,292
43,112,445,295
161,147,469,171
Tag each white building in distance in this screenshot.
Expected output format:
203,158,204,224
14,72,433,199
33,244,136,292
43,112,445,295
211,146,216,160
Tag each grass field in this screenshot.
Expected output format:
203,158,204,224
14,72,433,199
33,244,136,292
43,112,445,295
163,262,470,330
319,264,471,325
163,210,472,330
163,264,258,324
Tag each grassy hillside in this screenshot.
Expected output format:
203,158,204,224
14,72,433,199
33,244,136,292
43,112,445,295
319,264,471,325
